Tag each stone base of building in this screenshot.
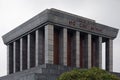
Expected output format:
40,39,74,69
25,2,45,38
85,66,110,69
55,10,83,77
0,64,120,80
0,64,75,80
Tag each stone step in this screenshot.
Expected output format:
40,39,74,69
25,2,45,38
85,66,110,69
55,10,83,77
35,73,59,80
41,68,69,75
0,64,76,80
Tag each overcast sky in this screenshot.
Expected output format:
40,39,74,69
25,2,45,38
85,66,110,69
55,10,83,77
0,0,120,77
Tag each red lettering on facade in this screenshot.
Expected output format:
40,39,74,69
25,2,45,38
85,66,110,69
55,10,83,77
68,20,102,32
69,20,76,26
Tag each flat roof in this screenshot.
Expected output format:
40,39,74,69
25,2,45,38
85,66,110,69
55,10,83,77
2,8,119,44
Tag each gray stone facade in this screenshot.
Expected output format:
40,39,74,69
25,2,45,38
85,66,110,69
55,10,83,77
1,8,119,80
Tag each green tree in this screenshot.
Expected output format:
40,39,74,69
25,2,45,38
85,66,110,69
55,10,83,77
57,67,120,80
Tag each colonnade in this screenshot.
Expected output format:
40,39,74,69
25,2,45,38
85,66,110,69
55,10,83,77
7,24,113,74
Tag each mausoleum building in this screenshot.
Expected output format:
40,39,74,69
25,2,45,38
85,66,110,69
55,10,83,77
0,8,119,80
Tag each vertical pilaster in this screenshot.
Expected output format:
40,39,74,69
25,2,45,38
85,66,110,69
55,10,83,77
59,28,67,65
35,30,39,66
106,39,113,72
45,25,54,64
98,37,102,68
88,34,91,68
13,42,16,73
7,45,9,74
21,36,27,70
75,31,80,67
27,35,30,69
36,29,44,66
27,33,36,68
20,38,23,71
63,28,67,66
8,43,13,74
16,40,20,72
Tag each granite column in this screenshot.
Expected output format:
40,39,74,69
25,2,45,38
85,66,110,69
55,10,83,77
106,39,113,72
45,25,54,64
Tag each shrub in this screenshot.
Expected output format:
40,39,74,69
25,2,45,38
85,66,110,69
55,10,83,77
57,67,120,80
